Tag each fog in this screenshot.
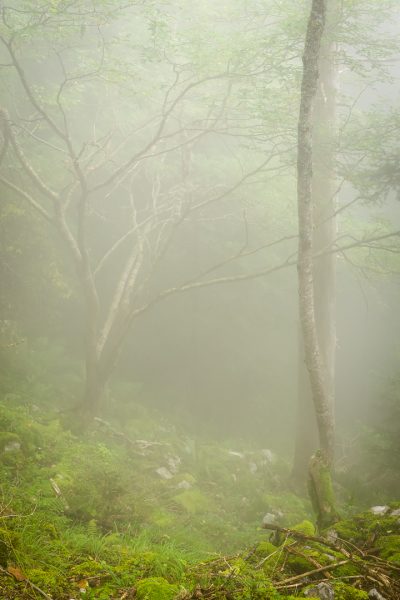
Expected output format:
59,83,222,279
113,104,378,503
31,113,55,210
0,0,399,455
1,2,400,597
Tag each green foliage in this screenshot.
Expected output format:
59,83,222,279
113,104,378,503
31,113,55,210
292,519,316,536
173,489,211,515
331,582,369,600
136,577,179,600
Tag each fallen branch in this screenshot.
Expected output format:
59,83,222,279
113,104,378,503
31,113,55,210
274,560,350,588
0,565,53,600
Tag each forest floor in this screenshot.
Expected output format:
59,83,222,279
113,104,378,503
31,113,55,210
0,398,399,599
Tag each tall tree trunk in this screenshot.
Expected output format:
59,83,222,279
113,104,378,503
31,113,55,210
297,0,339,530
293,0,337,481
297,0,335,467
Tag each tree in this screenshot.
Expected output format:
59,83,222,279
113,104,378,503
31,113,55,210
296,0,341,528
292,0,400,482
293,0,337,482
0,0,297,419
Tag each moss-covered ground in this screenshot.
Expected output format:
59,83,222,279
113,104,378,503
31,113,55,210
0,395,398,599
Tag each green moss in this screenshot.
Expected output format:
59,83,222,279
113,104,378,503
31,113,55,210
136,576,179,600
262,493,310,525
378,534,400,563
255,540,277,557
308,451,340,531
26,568,66,597
333,509,400,552
292,519,316,536
332,582,368,599
70,558,107,578
150,509,176,528
173,489,211,514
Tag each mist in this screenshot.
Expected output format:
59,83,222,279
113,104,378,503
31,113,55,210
0,1,399,598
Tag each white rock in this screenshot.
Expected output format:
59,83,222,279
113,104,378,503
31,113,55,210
167,455,181,474
390,508,400,517
261,449,274,463
370,505,389,516
155,467,173,480
369,589,387,600
177,480,192,490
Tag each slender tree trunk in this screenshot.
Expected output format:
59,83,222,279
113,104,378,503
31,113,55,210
297,0,339,530
297,0,335,466
292,335,319,483
293,0,337,481
313,22,337,436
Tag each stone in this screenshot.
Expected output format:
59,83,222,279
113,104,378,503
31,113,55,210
155,467,173,480
305,582,334,600
261,449,274,463
368,589,387,600
370,506,389,516
167,455,181,474
262,512,277,525
177,480,192,490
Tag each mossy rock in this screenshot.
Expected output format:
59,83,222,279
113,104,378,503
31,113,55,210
292,519,316,536
173,489,210,514
332,582,368,599
262,493,310,526
377,534,400,563
255,540,277,558
136,576,179,600
332,510,400,549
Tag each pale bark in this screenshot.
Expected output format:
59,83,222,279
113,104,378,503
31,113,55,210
293,4,337,479
297,0,335,467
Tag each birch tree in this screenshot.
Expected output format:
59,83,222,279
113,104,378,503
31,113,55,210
297,0,342,529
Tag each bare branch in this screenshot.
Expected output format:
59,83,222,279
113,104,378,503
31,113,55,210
0,175,52,222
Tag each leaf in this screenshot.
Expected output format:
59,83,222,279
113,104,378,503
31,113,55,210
7,566,26,581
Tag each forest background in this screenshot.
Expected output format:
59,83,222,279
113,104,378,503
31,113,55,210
0,0,400,597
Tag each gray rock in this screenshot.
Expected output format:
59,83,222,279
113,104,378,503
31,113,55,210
389,508,400,517
262,512,277,525
368,589,387,600
326,529,338,543
305,582,334,600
